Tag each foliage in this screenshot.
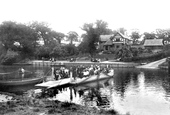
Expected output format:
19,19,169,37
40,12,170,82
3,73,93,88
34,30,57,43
130,30,140,44
36,46,51,59
29,21,65,46
143,32,156,39
156,29,170,39
80,20,113,56
0,21,38,58
66,31,79,45
116,47,133,59
64,44,78,56
1,49,19,65
50,45,68,58
0,21,67,63
117,27,127,35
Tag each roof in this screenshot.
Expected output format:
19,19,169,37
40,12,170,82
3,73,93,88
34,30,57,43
117,32,129,39
144,39,163,46
99,35,114,42
111,32,132,41
104,40,113,45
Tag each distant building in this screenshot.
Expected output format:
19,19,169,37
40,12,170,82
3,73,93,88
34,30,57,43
99,32,132,52
143,39,164,52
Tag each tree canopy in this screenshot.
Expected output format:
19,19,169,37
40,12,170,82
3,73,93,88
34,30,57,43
79,20,113,56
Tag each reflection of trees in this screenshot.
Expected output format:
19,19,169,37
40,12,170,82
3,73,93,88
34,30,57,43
81,87,110,108
142,69,167,84
76,76,111,108
162,76,170,94
114,70,138,97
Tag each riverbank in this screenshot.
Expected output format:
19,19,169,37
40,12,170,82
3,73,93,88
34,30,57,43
29,60,139,68
0,91,119,115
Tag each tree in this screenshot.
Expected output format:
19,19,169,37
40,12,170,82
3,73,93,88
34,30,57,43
95,20,113,36
116,47,133,60
156,29,170,39
80,20,113,56
66,31,79,45
81,23,97,56
29,21,65,47
143,32,156,39
117,27,127,35
29,21,65,58
0,21,38,58
131,31,140,44
36,46,51,59
50,44,67,58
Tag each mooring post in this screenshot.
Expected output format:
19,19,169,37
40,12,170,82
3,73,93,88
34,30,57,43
70,67,73,81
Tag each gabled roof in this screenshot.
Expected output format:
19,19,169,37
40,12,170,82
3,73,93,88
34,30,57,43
99,35,114,42
111,32,132,41
144,39,163,46
104,39,113,45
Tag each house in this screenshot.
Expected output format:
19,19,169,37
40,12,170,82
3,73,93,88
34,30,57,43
99,32,132,52
99,35,114,51
143,39,164,52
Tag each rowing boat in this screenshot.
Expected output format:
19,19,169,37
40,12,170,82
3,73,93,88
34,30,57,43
0,77,44,86
0,70,44,86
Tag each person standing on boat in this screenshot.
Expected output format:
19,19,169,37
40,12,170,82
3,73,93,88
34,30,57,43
53,69,61,80
19,67,25,74
19,67,25,79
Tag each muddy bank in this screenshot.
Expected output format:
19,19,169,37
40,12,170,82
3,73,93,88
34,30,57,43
0,91,119,115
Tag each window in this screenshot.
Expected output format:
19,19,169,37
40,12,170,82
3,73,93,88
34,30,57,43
105,46,108,50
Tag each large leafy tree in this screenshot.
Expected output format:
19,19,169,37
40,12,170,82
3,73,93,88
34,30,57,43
0,21,38,57
80,20,113,56
143,32,156,39
66,31,79,45
29,21,65,58
29,21,65,47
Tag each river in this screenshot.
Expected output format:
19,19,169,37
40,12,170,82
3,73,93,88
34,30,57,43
0,65,170,115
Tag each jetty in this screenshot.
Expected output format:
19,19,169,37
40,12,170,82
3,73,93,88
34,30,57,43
136,58,166,69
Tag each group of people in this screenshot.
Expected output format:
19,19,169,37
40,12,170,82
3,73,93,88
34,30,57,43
53,65,114,80
53,67,69,80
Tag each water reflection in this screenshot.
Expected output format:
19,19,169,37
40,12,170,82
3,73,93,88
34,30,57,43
53,68,170,115
1,65,170,115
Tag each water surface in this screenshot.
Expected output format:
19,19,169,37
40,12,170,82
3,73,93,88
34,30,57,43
1,65,170,115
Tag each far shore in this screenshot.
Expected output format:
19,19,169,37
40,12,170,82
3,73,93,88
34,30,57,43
26,60,140,68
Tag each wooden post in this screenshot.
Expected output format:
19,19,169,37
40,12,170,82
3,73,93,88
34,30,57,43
70,67,73,81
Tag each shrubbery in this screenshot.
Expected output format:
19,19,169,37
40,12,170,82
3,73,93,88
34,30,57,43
0,50,19,65
122,51,169,62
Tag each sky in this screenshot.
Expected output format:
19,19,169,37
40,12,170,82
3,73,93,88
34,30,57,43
0,0,170,35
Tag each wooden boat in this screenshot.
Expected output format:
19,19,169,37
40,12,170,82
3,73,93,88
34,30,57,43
0,77,44,86
0,70,45,86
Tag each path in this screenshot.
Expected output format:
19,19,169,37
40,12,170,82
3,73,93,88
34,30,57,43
136,58,167,69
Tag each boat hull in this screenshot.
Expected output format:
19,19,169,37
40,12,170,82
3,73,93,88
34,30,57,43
0,77,44,86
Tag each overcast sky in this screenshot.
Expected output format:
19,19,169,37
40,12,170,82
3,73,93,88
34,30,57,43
0,0,170,35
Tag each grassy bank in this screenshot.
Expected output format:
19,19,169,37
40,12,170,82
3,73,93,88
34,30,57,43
0,91,119,115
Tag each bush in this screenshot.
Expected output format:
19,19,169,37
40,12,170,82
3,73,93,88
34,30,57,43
122,51,166,62
1,50,19,65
